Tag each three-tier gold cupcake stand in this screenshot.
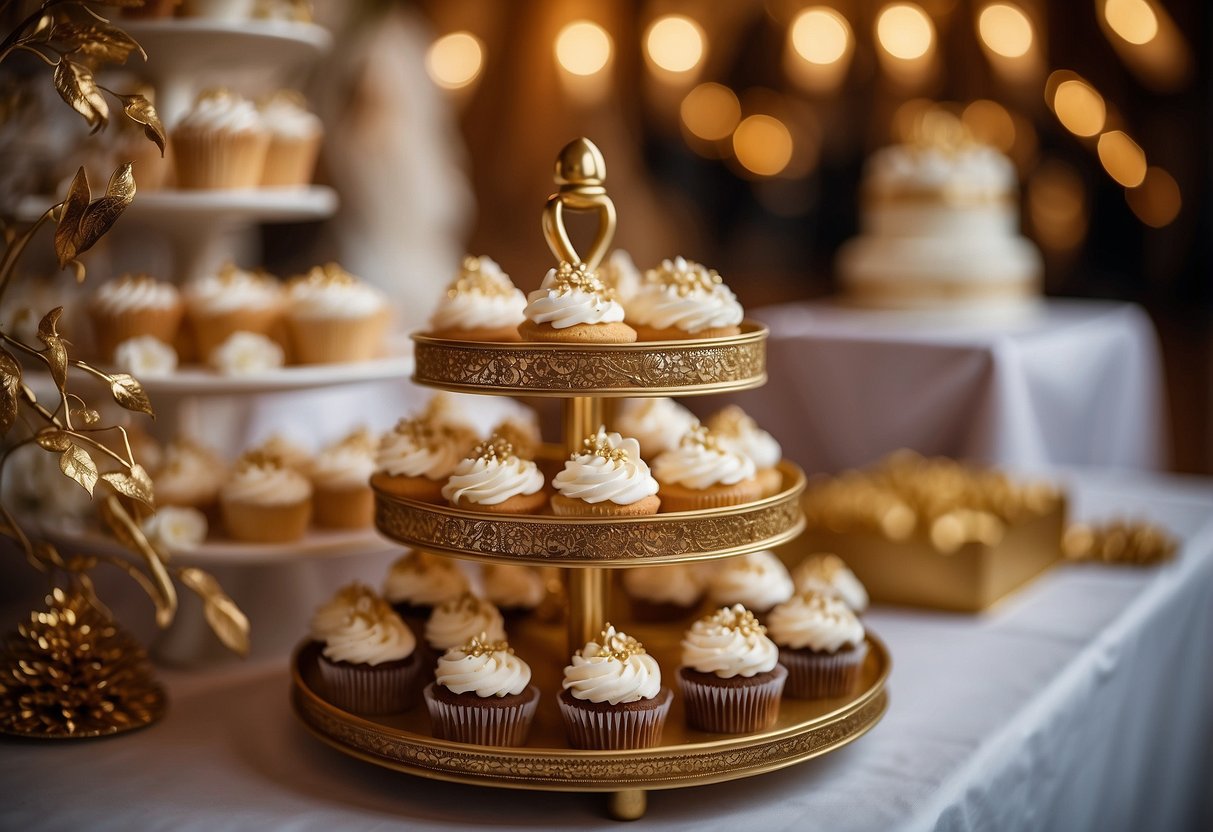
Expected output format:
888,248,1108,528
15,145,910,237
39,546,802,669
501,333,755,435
290,139,890,820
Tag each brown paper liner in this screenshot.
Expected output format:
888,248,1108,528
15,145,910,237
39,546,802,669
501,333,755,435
658,478,762,512
220,496,311,543
188,305,284,360
423,683,540,746
317,649,420,716
678,664,787,733
313,484,374,529
550,493,661,517
261,134,321,187
286,308,388,364
557,688,673,749
778,642,868,699
171,127,269,190
89,303,184,362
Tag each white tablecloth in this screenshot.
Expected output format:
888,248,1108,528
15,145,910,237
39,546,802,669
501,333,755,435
712,300,1167,475
3,468,1211,831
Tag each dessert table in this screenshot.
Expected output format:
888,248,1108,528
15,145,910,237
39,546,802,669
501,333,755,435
2,467,1211,831
717,299,1167,475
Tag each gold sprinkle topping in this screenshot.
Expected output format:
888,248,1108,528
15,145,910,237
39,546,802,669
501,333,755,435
440,592,491,616
551,260,616,302
593,624,646,660
459,632,513,658
706,405,754,438
472,433,517,463
646,258,725,297
705,605,767,637
447,256,516,299
291,262,357,287
680,423,724,453
234,450,285,470
576,427,628,462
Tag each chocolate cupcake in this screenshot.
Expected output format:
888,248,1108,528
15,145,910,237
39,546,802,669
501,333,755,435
423,634,540,746
382,549,469,628
767,591,868,698
622,563,706,622
481,564,546,620
705,550,794,616
791,553,870,614
424,593,507,653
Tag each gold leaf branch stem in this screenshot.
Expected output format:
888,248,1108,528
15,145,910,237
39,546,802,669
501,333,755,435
0,0,73,63
11,43,57,66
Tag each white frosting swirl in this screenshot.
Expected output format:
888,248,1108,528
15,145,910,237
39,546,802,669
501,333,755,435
706,551,794,611
482,564,545,609
251,433,313,473
113,335,178,378
310,583,416,665
375,418,472,480
792,554,870,613
383,550,469,607
208,331,285,375
622,564,704,606
523,263,625,329
222,454,311,505
434,637,532,698
429,256,526,332
614,397,698,458
258,93,322,139
425,594,506,651
176,90,263,134
707,405,782,470
139,506,207,554
767,592,865,652
681,604,779,678
93,274,180,314
155,439,224,506
311,430,376,489
652,425,756,490
601,249,642,303
552,427,659,505
184,264,282,314
441,446,545,507
287,264,386,319
628,256,743,333
562,625,662,704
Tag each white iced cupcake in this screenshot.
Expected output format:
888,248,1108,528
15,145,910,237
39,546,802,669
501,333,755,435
768,591,867,698
428,256,527,342
481,564,546,619
706,550,794,614
309,428,376,529
550,426,660,516
249,433,313,475
183,263,284,360
627,256,743,340
90,274,183,362
284,263,389,364
372,416,478,503
706,405,784,497
171,89,268,189
518,260,636,343
652,423,759,511
423,634,540,746
622,563,706,622
383,549,470,621
614,397,698,460
258,91,323,187
792,553,869,614
155,438,225,511
424,593,506,652
219,452,312,543
440,435,546,515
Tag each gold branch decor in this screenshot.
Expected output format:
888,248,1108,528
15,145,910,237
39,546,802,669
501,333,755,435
0,1,249,739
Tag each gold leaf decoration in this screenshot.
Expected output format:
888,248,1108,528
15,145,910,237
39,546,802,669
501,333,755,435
116,94,165,155
52,23,145,64
101,464,154,507
72,164,136,259
59,443,98,496
36,307,68,393
108,373,153,416
53,59,108,132
54,168,90,268
178,567,251,657
34,429,72,452
71,407,101,426
0,347,20,436
99,496,176,628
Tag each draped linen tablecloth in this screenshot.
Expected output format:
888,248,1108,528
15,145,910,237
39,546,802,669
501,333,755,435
709,300,1167,475
2,467,1211,831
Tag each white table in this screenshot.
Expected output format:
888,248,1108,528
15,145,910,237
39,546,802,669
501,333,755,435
713,300,1167,475
2,468,1211,831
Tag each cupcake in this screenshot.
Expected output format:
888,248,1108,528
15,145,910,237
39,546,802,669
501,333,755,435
651,424,760,511
622,563,706,622
600,249,643,304
491,415,542,460
627,257,743,341
440,435,547,514
707,405,784,498
518,260,636,343
679,604,787,733
310,583,420,715
208,331,285,375
183,263,284,360
155,438,225,512
310,428,377,529
767,591,868,698
792,553,870,614
424,593,507,653
249,432,313,474
428,256,527,342
219,452,312,543
613,397,698,460
89,274,183,362
423,634,540,746
383,549,470,625
257,91,323,187
558,625,672,750
481,564,546,619
113,335,178,379
550,426,660,516
371,416,477,503
705,551,794,615
171,89,269,190
284,263,389,364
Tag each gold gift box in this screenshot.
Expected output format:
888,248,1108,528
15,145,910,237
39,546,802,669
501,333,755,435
785,452,1067,613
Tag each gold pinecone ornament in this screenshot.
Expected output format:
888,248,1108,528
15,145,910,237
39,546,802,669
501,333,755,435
0,586,166,739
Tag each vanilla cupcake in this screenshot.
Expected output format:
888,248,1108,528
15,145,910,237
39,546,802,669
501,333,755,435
372,416,477,503
441,435,546,515
518,260,636,343
310,583,420,715
707,405,783,498
113,335,178,378
652,424,760,511
627,257,743,341
428,256,527,342
90,274,183,362
423,634,540,746
284,263,389,364
706,551,794,614
622,563,706,622
792,553,870,614
219,452,312,543
250,432,313,474
558,625,672,749
614,397,698,460
171,89,268,189
424,593,507,653
679,604,787,733
768,591,867,698
310,428,376,529
481,564,546,619
183,263,284,359
550,426,660,516
155,438,225,511
383,549,470,625
257,91,322,187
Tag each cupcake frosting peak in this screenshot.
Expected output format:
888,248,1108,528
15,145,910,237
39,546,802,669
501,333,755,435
310,582,416,665
523,261,626,329
449,256,516,298
425,592,507,650
550,260,616,302
681,603,779,678
472,434,519,463
645,256,724,296
553,427,658,506
593,623,646,661
564,625,662,704
436,633,531,698
706,603,767,637
767,591,865,652
459,632,513,658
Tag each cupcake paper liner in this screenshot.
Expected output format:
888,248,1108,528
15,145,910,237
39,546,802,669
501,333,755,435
220,497,311,543
90,304,184,362
423,683,540,746
779,642,868,699
261,134,322,187
172,127,269,190
679,664,788,733
558,688,673,750
188,305,283,360
313,484,374,529
318,652,420,716
286,309,388,364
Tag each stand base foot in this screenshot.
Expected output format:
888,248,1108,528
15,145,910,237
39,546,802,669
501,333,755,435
608,789,647,821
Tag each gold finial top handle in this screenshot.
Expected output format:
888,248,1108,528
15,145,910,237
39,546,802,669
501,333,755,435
541,137,616,273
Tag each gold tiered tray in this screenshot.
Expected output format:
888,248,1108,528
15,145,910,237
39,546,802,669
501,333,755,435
292,138,888,820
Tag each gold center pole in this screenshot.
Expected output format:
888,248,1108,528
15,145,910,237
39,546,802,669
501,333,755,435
564,395,605,652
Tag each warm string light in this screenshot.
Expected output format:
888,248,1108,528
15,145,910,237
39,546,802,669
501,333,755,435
644,15,706,75
1049,74,1106,137
961,99,1016,153
733,114,794,177
1103,0,1158,45
875,3,934,60
555,21,612,77
680,83,741,143
425,32,485,91
976,3,1033,59
1125,167,1181,228
1097,131,1147,187
1027,160,1087,252
790,8,850,65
